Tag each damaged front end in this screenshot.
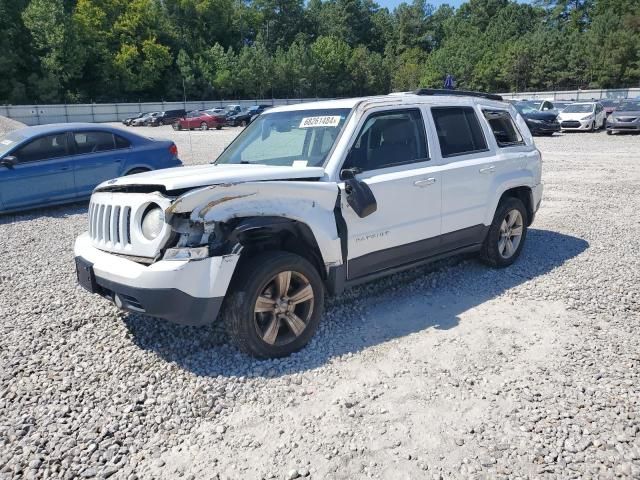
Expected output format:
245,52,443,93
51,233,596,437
161,180,343,269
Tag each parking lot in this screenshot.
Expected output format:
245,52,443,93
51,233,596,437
1,126,639,479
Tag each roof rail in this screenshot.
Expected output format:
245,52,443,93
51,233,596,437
412,89,503,101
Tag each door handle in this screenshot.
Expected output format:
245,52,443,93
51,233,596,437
479,165,496,174
414,177,436,187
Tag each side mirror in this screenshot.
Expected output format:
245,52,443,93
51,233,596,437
341,169,377,218
1,156,17,168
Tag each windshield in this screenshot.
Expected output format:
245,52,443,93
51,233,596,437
554,102,570,110
523,101,541,109
215,108,351,167
618,101,640,112
563,104,594,113
0,131,24,157
515,103,538,115
600,99,619,107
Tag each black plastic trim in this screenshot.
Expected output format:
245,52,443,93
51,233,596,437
93,274,223,326
347,224,489,280
413,89,503,101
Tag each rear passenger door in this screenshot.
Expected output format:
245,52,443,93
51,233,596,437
434,106,526,243
431,106,498,245
71,131,127,197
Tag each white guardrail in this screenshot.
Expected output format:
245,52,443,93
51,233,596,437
499,87,640,101
2,88,639,126
0,98,331,126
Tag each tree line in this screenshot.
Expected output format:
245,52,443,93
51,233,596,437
1,0,638,104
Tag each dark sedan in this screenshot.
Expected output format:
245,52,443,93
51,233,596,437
0,124,181,213
227,105,272,127
148,109,187,127
514,103,560,136
606,100,640,135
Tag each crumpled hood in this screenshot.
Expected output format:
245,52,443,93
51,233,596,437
97,163,326,191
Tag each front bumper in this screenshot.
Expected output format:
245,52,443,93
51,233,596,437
560,119,593,131
74,233,239,326
606,121,640,132
528,122,560,135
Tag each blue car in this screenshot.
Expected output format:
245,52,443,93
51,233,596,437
0,123,181,213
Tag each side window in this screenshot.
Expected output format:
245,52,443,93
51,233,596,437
13,134,68,163
431,107,488,158
115,135,131,149
74,131,115,154
345,109,427,172
482,110,524,147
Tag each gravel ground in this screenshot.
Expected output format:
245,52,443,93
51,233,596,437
0,125,639,480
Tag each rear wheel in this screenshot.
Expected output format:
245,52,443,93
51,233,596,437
480,197,528,268
223,251,324,358
200,122,208,131
215,125,222,130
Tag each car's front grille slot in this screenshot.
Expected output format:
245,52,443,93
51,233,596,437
89,202,133,248
561,121,581,128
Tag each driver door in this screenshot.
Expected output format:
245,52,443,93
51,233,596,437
340,108,443,280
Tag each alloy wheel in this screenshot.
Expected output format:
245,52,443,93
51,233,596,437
254,271,314,346
498,209,524,259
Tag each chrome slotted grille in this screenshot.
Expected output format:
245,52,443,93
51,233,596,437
88,201,132,248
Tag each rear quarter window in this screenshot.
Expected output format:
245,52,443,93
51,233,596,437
482,110,524,147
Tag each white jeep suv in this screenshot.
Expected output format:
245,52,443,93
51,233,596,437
74,90,543,358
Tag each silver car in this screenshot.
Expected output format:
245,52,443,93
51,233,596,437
606,100,640,134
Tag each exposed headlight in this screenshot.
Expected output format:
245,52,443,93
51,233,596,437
141,205,164,240
581,115,593,121
163,246,209,261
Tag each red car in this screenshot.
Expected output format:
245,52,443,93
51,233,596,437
174,111,225,130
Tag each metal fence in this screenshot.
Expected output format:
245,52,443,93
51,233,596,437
0,98,330,126
498,87,640,101
2,88,640,126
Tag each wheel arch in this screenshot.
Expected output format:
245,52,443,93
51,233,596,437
225,216,328,284
496,186,534,226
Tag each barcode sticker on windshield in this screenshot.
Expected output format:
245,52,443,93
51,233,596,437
299,116,341,128
1,139,13,145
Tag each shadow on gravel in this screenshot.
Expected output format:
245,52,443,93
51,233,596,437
0,201,88,225
123,229,588,377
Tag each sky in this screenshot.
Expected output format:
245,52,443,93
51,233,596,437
376,0,532,12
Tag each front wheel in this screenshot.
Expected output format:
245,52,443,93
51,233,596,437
479,197,528,268
200,122,208,131
223,252,325,358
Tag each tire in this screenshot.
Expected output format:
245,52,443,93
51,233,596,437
158,120,164,126
215,126,222,130
479,197,528,268
125,168,149,176
241,119,248,127
590,121,596,132
607,129,613,135
200,122,208,131
223,251,325,359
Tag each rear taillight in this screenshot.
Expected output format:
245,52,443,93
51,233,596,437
169,144,178,157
